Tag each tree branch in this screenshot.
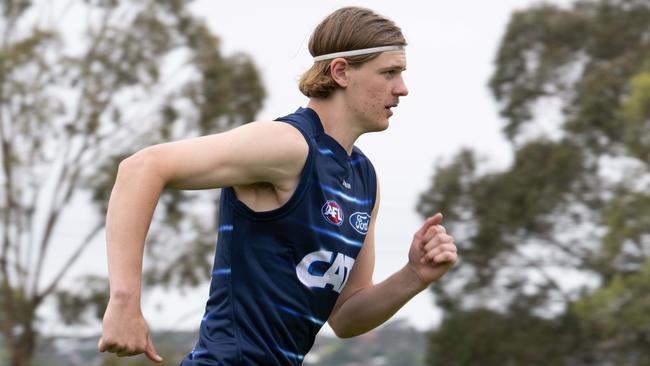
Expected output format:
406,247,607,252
30,206,61,297
36,221,104,305
512,247,573,305
0,44,18,346
30,4,115,299
538,231,589,265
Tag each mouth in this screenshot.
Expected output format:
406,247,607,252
384,103,398,116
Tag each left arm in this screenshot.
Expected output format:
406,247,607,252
327,181,457,338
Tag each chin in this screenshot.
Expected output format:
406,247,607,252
378,114,391,130
368,119,390,133
359,112,390,133
377,120,390,131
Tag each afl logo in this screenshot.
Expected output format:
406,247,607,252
349,212,370,235
322,200,343,226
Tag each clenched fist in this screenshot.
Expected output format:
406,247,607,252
407,213,458,286
98,297,163,363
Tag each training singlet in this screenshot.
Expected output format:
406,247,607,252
179,107,377,366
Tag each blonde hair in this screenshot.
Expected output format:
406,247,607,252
299,7,407,99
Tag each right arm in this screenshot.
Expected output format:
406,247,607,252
98,121,308,362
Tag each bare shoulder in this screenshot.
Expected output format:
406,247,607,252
134,119,309,190
246,120,308,156
231,120,309,174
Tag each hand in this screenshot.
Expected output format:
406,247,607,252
98,297,163,363
407,213,458,287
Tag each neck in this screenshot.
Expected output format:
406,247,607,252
307,96,362,156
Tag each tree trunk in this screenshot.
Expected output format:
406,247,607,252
10,349,33,366
9,323,36,366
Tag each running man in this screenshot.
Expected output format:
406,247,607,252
98,6,458,365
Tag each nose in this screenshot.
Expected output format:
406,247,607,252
394,76,409,97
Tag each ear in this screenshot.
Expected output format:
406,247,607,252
329,58,350,88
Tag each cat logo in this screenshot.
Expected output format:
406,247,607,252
296,250,355,293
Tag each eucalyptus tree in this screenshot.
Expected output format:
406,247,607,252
419,1,650,364
0,1,264,365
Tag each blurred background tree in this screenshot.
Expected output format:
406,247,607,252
307,320,426,366
0,0,264,365
418,0,650,364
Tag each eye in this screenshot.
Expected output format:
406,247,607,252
383,70,398,78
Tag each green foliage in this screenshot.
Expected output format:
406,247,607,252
56,276,109,325
572,260,650,364
0,333,7,364
489,4,590,140
306,320,425,366
417,149,476,229
598,190,650,273
490,0,650,151
418,139,585,292
474,139,584,233
623,60,650,122
622,59,650,162
420,0,650,364
427,307,581,366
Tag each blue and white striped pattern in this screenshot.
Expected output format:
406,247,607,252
219,224,233,232
212,268,231,276
190,347,208,359
319,183,372,205
275,346,305,361
307,224,363,248
318,148,334,156
271,301,325,325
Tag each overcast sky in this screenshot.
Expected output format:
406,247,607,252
38,0,574,338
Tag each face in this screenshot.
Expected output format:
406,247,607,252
343,50,409,132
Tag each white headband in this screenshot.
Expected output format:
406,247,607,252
313,45,404,62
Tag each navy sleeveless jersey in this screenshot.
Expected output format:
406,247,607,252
179,107,377,366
